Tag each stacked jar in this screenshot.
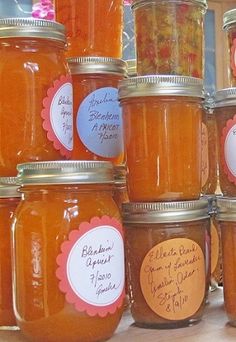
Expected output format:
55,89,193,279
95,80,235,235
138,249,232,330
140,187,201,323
119,0,211,329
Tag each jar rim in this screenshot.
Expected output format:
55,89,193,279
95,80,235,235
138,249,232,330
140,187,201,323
223,9,236,29
0,18,66,43
67,57,127,76
216,197,236,221
118,75,204,99
122,200,209,223
132,0,208,10
0,177,21,198
17,161,115,186
214,88,236,108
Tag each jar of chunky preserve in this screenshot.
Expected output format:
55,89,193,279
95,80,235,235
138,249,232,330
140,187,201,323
119,76,204,202
132,0,207,77
201,96,218,195
216,197,236,326
123,199,209,328
113,165,129,212
55,0,123,58
68,57,127,165
0,18,73,176
214,88,236,196
12,161,125,342
0,178,20,330
223,9,236,87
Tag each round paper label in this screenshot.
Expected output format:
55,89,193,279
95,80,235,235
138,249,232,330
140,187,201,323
140,238,205,321
42,75,73,158
201,123,209,187
221,115,236,184
211,222,219,275
77,87,123,158
56,216,125,317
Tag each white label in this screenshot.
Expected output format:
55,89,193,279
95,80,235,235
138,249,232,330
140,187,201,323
67,226,125,306
50,82,73,151
77,87,123,158
225,124,236,177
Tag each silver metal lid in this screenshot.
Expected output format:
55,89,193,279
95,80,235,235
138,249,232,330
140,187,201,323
223,9,236,29
114,165,127,185
0,177,21,198
132,0,207,10
126,59,137,77
118,76,204,99
214,88,236,108
17,161,114,185
216,197,236,221
0,18,66,43
122,200,209,224
201,194,217,215
67,57,127,76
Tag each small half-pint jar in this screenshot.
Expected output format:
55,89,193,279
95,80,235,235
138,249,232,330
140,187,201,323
214,88,236,196
123,199,209,328
223,9,236,87
216,197,236,326
119,75,204,202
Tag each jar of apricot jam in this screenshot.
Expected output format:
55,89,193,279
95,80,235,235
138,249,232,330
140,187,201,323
0,18,73,176
113,165,129,212
216,197,236,326
55,0,123,58
123,199,209,328
132,0,207,77
119,75,204,202
12,161,125,342
223,9,236,87
0,177,20,330
68,57,127,165
214,88,236,196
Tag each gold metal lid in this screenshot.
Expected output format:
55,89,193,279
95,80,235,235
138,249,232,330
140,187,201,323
119,76,204,99
132,0,207,10
122,200,209,224
17,161,114,185
0,177,21,198
114,165,127,185
0,18,66,43
126,59,137,77
223,9,236,29
67,57,127,76
216,197,236,221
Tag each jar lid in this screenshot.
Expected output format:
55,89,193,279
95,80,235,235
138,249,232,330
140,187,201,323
67,57,127,76
17,161,114,185
0,177,20,198
214,88,236,107
125,59,137,77
216,197,236,221
132,0,207,10
201,194,217,215
122,200,209,223
118,76,204,99
223,9,236,29
0,18,66,43
114,165,127,185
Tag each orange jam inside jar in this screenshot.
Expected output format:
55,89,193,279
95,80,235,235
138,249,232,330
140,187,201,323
132,0,207,77
223,9,236,87
214,88,236,196
113,165,129,212
0,18,73,177
12,161,125,342
68,57,127,165
0,177,21,330
55,0,123,58
119,76,204,202
123,200,209,328
201,96,218,195
216,197,236,326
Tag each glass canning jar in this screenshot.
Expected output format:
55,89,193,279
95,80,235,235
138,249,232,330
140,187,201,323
12,161,125,342
123,199,209,328
119,75,204,202
113,165,129,212
132,0,207,77
0,18,73,176
223,9,236,87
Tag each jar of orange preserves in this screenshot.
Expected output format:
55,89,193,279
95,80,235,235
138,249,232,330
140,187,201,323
0,177,20,330
0,18,73,176
12,161,125,342
119,76,204,202
223,9,236,87
214,88,236,196
68,57,127,165
113,165,129,212
123,199,209,328
55,0,123,58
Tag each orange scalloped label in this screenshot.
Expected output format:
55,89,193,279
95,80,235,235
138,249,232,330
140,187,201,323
221,115,236,185
231,39,236,77
56,216,125,317
211,222,219,275
41,74,73,158
140,238,205,320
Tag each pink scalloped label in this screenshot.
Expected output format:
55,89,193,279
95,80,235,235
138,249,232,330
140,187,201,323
41,75,73,158
221,114,236,185
56,216,125,317
231,39,236,77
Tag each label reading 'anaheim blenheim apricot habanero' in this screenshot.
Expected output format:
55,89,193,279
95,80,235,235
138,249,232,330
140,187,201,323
140,238,205,320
